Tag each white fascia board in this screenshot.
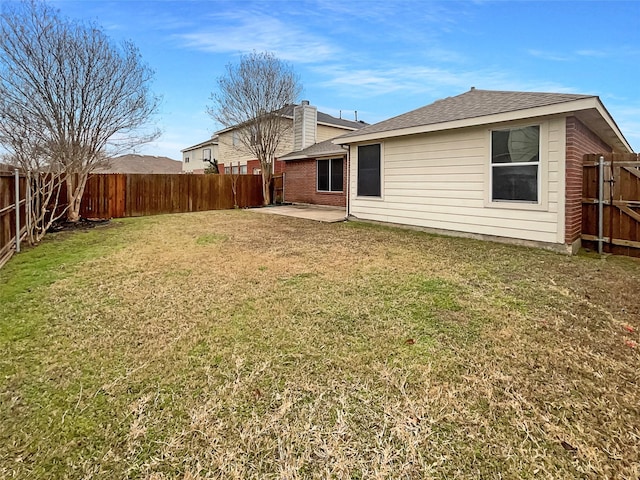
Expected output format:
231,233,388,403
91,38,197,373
333,98,610,145
281,150,347,161
181,139,218,152
317,121,359,131
214,126,235,135
592,100,633,153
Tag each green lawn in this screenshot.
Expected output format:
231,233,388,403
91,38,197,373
1,210,638,479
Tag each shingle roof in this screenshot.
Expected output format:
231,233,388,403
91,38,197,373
279,139,347,161
277,104,366,129
181,135,219,152
215,104,366,135
95,155,182,174
338,89,595,139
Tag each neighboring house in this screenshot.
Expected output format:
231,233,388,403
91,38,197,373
213,101,366,205
334,88,632,253
95,154,182,174
181,135,219,174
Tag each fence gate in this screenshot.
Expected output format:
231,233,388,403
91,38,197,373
582,153,640,257
272,173,284,204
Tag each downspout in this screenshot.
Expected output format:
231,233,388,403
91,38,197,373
597,155,604,254
341,144,350,218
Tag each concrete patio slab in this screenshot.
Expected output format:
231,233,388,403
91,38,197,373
251,204,346,223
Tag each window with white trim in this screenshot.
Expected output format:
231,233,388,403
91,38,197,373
317,158,343,192
491,125,540,203
184,156,189,163
203,148,211,161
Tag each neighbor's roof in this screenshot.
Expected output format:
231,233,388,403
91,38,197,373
95,155,182,174
277,104,366,130
334,88,632,153
181,135,219,153
215,103,366,135
279,139,348,161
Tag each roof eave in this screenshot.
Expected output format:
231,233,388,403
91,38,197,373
280,150,347,161
589,98,633,153
214,115,362,136
181,139,218,153
317,121,360,131
334,97,631,152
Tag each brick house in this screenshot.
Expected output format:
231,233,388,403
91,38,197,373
334,88,632,253
212,101,366,205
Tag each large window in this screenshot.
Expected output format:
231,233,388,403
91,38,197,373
491,126,540,203
203,149,211,161
317,158,343,192
357,144,381,197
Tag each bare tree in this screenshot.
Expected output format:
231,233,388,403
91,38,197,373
204,158,220,174
0,123,66,244
229,162,241,208
0,0,160,222
209,51,301,205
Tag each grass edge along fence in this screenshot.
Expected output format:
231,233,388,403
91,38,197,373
0,169,27,268
0,172,265,269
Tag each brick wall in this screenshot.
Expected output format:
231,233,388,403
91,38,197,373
565,116,612,244
282,158,346,207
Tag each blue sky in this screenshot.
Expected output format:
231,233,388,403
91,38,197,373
51,0,640,158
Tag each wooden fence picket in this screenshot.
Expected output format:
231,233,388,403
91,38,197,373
582,153,640,257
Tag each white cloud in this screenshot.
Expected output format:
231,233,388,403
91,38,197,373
314,63,576,100
527,49,571,62
174,11,338,63
575,49,608,58
529,47,640,63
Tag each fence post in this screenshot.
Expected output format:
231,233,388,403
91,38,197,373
14,168,20,253
26,172,31,243
597,155,604,255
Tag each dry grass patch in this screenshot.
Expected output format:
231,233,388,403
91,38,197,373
1,210,639,479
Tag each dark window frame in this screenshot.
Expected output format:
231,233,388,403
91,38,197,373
316,157,344,193
357,144,381,197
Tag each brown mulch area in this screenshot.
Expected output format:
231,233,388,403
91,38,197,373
47,218,111,233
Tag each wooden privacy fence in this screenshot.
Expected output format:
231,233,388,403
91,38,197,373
582,153,640,257
0,169,27,268
77,173,265,219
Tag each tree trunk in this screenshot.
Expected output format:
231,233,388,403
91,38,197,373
66,173,88,222
261,163,272,206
